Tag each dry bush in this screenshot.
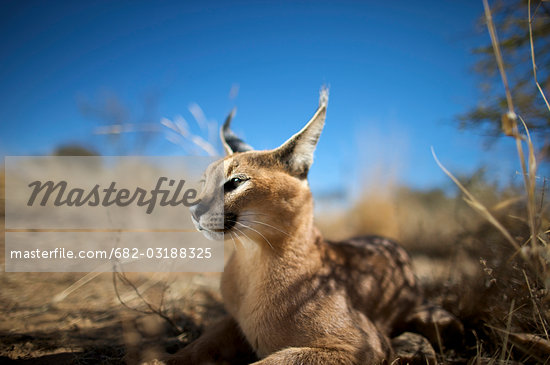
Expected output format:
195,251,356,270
317,176,518,256
416,195,549,362
316,153,549,363
318,0,550,361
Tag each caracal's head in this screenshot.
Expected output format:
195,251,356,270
190,88,328,249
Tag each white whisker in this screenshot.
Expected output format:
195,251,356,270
239,212,273,218
231,225,253,251
240,219,290,237
229,232,237,251
235,221,275,251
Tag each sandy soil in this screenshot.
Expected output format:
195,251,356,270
1,217,476,364
1,217,232,364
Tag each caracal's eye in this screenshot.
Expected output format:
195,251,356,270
224,176,246,193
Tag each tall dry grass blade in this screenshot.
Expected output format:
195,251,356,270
500,299,514,363
482,0,544,273
528,0,550,112
491,196,523,211
508,333,550,363
518,115,539,247
433,322,445,362
52,270,104,303
432,147,520,251
482,0,515,115
475,334,482,365
522,270,549,341
482,0,531,219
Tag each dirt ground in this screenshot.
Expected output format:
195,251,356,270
0,216,236,364
1,215,473,364
6,209,547,365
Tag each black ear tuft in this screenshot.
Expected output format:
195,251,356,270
220,109,253,155
271,87,328,178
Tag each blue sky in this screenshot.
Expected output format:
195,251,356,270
0,0,523,197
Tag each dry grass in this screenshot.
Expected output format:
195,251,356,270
316,166,549,363
317,180,511,255
317,2,550,361
1,1,550,363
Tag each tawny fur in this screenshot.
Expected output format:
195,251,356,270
166,91,461,365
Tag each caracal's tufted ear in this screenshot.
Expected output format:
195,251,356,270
272,86,328,179
220,108,253,155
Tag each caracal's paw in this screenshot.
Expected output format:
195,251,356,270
405,304,464,349
140,359,167,365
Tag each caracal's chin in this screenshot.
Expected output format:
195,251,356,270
201,230,224,241
190,216,224,241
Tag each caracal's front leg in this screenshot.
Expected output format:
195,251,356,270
251,345,387,365
165,315,256,365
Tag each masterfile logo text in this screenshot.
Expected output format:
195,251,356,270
4,156,224,273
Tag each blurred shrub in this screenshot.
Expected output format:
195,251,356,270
317,169,525,256
53,144,98,156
